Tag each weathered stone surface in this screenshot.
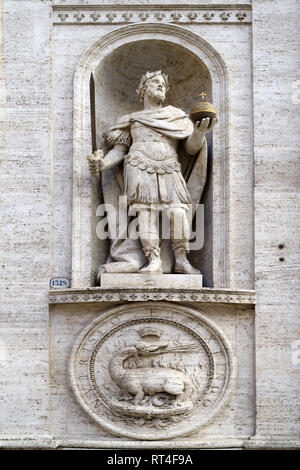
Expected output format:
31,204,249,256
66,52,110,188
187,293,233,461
250,0,300,445
0,0,299,450
69,303,235,440
100,273,203,289
49,301,254,445
0,0,52,438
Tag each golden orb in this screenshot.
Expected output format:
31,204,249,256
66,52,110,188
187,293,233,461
189,93,217,123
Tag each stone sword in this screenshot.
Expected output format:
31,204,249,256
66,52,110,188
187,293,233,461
88,73,105,175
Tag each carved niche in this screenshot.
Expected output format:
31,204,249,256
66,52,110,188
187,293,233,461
69,302,235,439
72,24,230,289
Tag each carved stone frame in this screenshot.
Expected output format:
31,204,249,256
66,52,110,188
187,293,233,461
69,302,236,439
72,23,229,288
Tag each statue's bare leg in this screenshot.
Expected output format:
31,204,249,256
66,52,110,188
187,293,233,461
138,209,163,274
167,207,201,275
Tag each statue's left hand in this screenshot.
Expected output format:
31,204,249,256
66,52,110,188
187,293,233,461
185,117,218,155
194,117,218,135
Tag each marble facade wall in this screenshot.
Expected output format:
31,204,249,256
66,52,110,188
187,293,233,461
0,0,299,449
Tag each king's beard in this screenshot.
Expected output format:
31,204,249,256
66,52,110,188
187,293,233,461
145,88,165,105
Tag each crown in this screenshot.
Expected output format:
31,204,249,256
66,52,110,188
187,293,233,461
138,327,162,339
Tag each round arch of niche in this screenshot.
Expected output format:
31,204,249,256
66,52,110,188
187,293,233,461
72,24,229,289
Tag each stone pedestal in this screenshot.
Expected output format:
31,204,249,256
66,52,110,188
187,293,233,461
100,273,203,289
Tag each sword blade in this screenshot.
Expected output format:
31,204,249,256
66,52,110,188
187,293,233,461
90,72,97,152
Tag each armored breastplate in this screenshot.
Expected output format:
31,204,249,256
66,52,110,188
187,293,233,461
130,122,178,162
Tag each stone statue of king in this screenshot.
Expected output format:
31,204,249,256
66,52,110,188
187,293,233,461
88,71,217,282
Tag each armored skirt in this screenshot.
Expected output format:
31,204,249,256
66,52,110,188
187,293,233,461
123,151,192,208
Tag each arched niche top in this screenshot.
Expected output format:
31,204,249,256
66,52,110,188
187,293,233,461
75,23,227,87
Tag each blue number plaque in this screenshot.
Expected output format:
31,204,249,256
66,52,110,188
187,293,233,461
50,277,71,289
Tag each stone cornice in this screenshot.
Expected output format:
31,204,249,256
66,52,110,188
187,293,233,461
53,4,252,25
49,287,255,305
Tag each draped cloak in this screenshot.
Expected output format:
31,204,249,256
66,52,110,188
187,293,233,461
99,106,208,274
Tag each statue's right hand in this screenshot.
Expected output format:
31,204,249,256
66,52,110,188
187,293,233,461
87,150,105,175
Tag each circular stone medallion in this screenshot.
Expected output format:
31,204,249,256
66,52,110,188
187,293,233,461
69,302,235,440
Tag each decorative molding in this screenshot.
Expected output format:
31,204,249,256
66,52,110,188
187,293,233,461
49,287,256,305
53,4,252,25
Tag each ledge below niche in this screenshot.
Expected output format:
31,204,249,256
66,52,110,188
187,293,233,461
49,286,255,305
